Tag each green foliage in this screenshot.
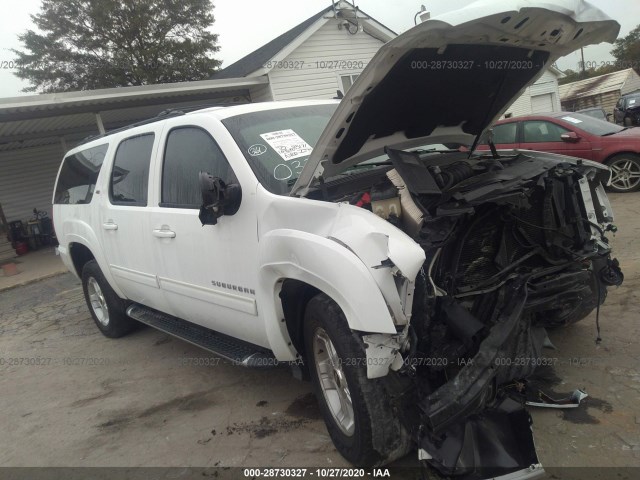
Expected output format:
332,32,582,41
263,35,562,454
611,24,640,74
12,0,222,93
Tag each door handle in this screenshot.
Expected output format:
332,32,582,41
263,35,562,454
102,222,118,231
152,229,176,238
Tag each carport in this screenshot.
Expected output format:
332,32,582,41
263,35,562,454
0,76,268,233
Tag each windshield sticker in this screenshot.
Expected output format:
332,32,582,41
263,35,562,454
562,116,583,124
260,129,312,161
629,99,637,105
248,144,267,156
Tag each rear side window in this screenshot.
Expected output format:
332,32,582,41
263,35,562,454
110,134,155,206
54,144,108,204
161,127,234,208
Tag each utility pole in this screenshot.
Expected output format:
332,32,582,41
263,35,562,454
580,47,586,77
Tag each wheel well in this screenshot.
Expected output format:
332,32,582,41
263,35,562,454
604,151,640,164
279,279,320,360
69,243,95,277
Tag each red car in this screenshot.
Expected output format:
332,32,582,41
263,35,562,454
482,112,640,193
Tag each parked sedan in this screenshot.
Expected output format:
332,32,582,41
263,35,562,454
484,112,640,192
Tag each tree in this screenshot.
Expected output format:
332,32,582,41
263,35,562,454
12,0,222,93
611,24,640,75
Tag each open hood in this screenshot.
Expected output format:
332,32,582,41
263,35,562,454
291,0,619,196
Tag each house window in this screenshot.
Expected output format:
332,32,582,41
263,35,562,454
340,74,360,93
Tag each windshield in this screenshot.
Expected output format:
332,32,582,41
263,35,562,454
558,113,625,136
222,104,337,194
625,94,640,108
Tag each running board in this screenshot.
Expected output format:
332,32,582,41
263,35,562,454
126,304,276,367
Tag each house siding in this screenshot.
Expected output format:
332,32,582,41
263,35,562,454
0,144,63,222
268,20,385,101
621,71,640,95
249,84,273,102
503,69,561,118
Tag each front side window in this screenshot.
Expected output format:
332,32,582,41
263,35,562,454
522,121,569,143
222,104,337,195
54,143,108,204
161,127,234,208
491,123,518,144
110,134,155,206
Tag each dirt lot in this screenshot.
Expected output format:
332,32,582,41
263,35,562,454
0,193,639,478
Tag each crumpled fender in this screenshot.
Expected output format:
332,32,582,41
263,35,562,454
258,228,398,360
329,204,426,325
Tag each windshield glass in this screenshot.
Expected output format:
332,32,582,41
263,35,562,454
625,94,640,108
222,104,337,194
558,113,624,136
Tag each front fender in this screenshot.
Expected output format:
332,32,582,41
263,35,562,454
258,228,397,360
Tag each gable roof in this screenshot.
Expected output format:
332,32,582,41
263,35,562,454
212,3,396,80
559,68,638,102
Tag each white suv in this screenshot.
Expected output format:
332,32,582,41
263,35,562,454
53,1,623,478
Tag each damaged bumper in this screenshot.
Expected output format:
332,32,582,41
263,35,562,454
417,280,547,478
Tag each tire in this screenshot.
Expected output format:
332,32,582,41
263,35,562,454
624,116,633,127
303,294,411,467
81,260,135,338
606,154,640,193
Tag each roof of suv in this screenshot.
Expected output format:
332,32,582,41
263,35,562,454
72,99,339,151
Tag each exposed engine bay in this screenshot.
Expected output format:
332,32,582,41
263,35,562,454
308,148,624,478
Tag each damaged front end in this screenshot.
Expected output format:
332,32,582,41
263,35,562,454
386,149,624,478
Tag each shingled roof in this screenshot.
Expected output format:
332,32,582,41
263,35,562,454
212,7,333,79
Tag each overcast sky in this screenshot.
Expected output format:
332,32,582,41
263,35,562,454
0,0,638,99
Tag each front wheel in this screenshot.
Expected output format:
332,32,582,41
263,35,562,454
606,154,640,193
303,294,411,467
82,260,135,338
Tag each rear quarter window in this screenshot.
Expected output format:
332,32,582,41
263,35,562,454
54,143,109,204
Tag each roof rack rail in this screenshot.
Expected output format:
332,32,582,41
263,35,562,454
76,102,227,147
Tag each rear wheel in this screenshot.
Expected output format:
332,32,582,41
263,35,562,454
606,154,640,193
82,260,135,338
303,294,411,467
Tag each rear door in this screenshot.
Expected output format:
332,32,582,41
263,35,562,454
99,128,171,312
519,119,593,160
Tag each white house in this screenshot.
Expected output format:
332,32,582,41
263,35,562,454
212,1,395,100
502,66,565,118
216,1,564,116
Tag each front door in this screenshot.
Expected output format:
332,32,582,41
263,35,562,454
519,119,593,160
148,121,264,347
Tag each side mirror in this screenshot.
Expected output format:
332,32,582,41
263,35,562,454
198,172,242,226
560,131,580,143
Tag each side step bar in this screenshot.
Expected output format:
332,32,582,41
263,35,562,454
126,304,276,367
